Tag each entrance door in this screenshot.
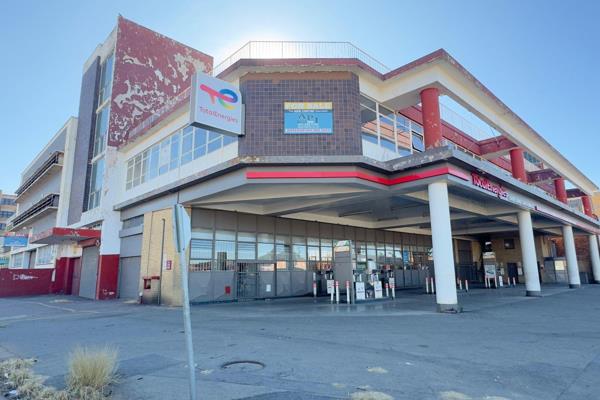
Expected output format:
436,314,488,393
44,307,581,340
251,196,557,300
236,262,258,299
79,246,99,299
507,262,519,284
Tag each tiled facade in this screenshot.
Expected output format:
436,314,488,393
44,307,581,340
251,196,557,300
239,72,362,156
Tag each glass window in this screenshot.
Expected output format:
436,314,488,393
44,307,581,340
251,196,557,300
214,240,235,261
307,246,320,261
381,137,396,152
361,131,378,144
169,132,180,170
191,239,212,260
93,106,109,157
207,132,222,153
258,243,275,260
237,242,256,260
360,104,378,135
194,128,207,159
87,157,104,210
158,139,170,175
360,95,377,110
148,146,159,180
98,53,114,104
181,127,193,165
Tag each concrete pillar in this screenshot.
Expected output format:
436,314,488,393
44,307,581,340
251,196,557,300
553,177,568,204
589,234,600,284
582,196,593,217
420,87,443,149
510,148,527,183
428,181,460,312
562,225,581,288
517,210,541,296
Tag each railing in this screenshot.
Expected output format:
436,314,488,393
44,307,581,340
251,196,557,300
439,102,497,141
15,151,64,197
212,41,391,76
8,193,59,230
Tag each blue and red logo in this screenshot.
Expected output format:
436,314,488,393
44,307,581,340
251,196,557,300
200,84,239,110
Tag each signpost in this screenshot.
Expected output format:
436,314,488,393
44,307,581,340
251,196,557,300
172,204,196,400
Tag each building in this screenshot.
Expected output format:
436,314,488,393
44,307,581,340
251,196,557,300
7,118,80,269
9,17,600,311
0,191,17,266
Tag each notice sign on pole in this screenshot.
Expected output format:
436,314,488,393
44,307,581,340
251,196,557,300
190,73,243,137
284,102,333,134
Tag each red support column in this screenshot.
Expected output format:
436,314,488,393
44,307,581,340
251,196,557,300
420,87,443,149
554,177,568,204
509,148,527,183
582,195,593,217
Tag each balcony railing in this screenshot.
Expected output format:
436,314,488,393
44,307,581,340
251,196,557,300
212,41,391,76
8,193,59,230
15,151,64,198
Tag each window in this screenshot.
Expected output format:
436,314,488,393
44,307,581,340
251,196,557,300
86,52,114,210
11,253,24,268
0,211,14,218
360,94,423,159
98,53,114,105
35,246,54,265
237,232,256,260
87,157,104,210
125,126,237,190
0,223,6,230
1,198,15,205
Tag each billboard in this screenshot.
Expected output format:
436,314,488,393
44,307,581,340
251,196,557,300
284,102,333,134
190,73,244,136
2,235,28,247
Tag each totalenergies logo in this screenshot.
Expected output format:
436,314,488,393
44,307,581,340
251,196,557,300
199,84,239,110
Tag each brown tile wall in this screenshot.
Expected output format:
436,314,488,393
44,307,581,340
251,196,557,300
238,72,362,156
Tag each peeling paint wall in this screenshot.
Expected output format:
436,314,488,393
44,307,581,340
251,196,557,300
107,17,213,147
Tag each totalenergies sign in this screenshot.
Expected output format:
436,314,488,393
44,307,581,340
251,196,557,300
471,172,508,199
190,73,243,136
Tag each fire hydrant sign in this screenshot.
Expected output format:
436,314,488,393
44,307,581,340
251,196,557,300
326,279,334,295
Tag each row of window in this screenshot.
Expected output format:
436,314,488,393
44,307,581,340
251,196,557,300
0,211,14,218
360,94,424,156
0,198,15,205
126,126,237,190
189,228,432,272
86,52,114,211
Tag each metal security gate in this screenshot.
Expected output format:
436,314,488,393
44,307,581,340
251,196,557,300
79,246,99,299
236,262,259,299
119,257,141,299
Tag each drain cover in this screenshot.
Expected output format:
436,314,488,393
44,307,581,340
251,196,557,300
220,360,265,371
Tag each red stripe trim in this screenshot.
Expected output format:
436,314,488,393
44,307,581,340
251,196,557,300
245,167,469,186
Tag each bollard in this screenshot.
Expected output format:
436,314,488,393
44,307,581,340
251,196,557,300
345,280,350,304
465,280,469,292
385,282,390,297
485,277,489,288
499,277,504,287
425,277,430,294
335,281,340,304
391,281,396,299
330,283,334,303
312,281,317,298
458,279,463,291
512,277,516,286
431,278,436,294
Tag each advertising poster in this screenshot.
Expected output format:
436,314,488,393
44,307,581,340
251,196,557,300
284,102,333,134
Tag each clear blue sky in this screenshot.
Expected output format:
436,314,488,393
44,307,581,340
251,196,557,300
1,0,599,193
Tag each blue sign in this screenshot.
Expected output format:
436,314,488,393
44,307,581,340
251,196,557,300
284,102,333,134
2,236,28,247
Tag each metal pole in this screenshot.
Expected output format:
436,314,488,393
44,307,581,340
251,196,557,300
173,205,197,400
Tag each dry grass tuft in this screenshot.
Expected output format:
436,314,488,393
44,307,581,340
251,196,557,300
66,346,118,396
0,358,69,399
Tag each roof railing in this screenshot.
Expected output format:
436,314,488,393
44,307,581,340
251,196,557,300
212,41,391,76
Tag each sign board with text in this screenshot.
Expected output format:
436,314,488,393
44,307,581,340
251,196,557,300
284,102,333,134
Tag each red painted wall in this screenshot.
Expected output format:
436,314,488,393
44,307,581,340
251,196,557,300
107,17,213,147
0,260,75,298
96,254,120,300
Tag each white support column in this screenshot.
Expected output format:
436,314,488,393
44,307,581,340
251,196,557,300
517,210,541,296
591,235,600,284
428,181,460,312
562,225,581,288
